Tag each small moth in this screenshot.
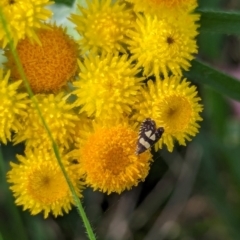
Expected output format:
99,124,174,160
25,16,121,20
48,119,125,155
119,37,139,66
136,118,164,155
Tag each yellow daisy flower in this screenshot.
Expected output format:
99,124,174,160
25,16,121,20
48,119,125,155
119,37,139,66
72,54,144,119
5,24,79,93
126,0,198,16
0,69,29,144
75,120,152,194
127,13,199,79
7,149,84,218
0,0,53,47
13,92,79,150
69,0,135,54
134,76,203,152
73,114,93,149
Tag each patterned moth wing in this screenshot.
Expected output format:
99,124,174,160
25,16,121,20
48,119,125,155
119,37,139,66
136,118,164,155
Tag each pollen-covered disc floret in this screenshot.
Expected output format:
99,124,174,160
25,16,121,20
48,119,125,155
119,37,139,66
72,54,144,119
0,69,29,144
134,76,203,152
69,0,134,54
5,24,79,93
0,0,53,47
127,13,199,79
7,149,83,218
78,121,152,194
126,0,198,16
13,92,79,150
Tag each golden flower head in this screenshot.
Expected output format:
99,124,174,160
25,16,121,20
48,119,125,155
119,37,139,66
72,53,144,119
7,148,84,218
0,0,53,47
134,76,203,152
127,13,199,79
13,92,79,150
69,0,134,54
5,24,79,93
126,0,198,16
75,120,152,194
0,69,29,144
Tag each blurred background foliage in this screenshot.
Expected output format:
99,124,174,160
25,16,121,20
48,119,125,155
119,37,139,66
1,0,240,239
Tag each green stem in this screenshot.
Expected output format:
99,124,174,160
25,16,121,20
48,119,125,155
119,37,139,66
0,8,96,240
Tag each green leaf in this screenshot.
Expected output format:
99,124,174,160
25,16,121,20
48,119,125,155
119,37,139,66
198,0,221,9
198,10,240,34
203,88,230,137
54,0,75,6
184,59,240,101
197,32,223,60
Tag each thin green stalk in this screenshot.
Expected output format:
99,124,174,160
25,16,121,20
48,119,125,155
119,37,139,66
0,9,96,240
